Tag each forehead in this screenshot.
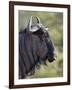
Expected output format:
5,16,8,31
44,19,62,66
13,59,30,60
31,23,39,28
30,24,50,37
32,28,44,35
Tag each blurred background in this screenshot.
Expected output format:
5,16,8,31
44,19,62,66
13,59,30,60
19,10,63,78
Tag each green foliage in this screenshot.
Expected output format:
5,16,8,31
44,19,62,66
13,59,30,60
19,11,63,78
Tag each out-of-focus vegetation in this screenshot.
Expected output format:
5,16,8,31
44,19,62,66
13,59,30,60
19,10,63,78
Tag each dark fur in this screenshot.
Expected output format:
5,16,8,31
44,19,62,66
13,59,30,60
19,28,55,79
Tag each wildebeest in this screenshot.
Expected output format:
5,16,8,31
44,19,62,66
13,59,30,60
19,16,56,79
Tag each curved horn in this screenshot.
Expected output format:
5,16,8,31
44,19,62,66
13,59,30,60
27,16,32,31
36,16,40,23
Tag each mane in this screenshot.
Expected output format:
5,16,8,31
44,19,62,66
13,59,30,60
19,29,48,78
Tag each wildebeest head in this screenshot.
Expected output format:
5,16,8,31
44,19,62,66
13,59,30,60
27,16,56,63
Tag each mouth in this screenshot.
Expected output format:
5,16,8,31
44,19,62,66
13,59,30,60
48,55,57,62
